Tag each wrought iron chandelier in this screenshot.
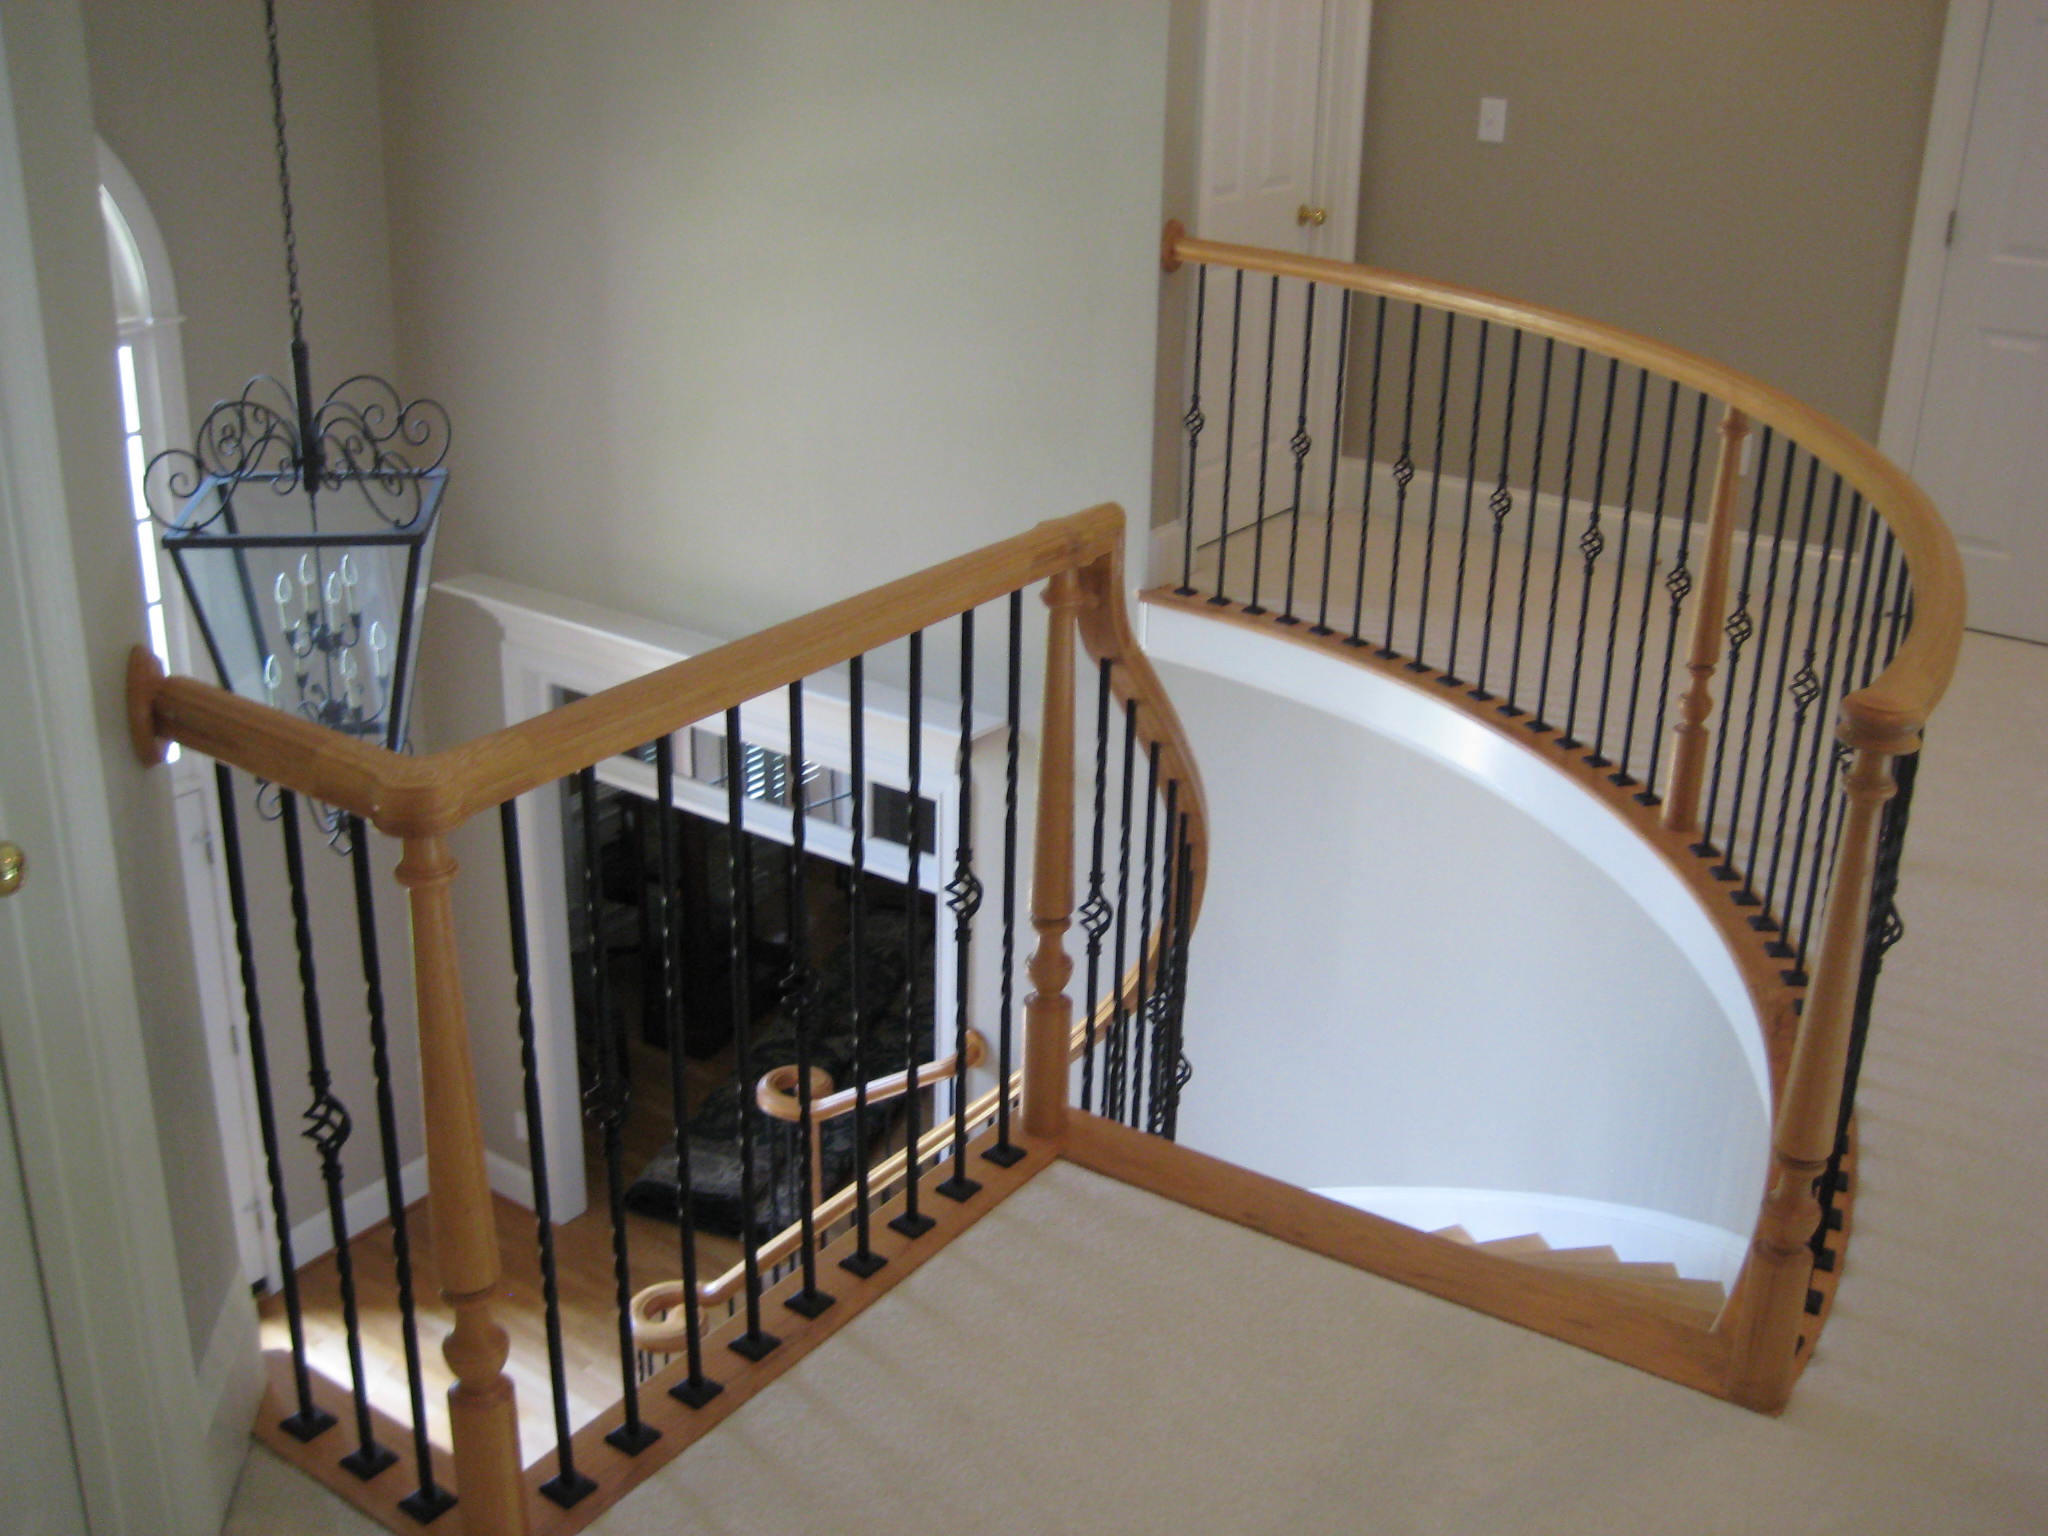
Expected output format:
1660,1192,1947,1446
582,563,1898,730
146,0,446,759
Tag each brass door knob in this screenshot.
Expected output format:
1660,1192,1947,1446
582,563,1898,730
1297,204,1328,228
0,842,23,897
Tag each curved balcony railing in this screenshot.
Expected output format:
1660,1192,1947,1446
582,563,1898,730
1152,223,1964,1412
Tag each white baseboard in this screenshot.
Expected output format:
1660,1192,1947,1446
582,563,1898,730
1310,1184,1750,1286
192,1277,262,1521
285,1154,430,1268
486,1147,535,1209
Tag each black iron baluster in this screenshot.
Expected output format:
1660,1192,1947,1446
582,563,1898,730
938,613,984,1203
782,684,837,1311
891,633,937,1239
985,592,1027,1168
1312,289,1352,635
500,801,604,1499
214,767,333,1444
1381,304,1423,659
839,655,889,1274
1246,275,1282,616
1531,348,1587,732
1077,657,1114,1115
276,791,390,1478
1346,296,1389,647
1408,310,1456,673
1443,319,1490,687
1280,281,1317,624
576,768,661,1446
1470,329,1522,701
649,740,722,1406
346,817,451,1517
1641,393,1711,805
1710,438,1798,899
1589,367,1649,768
1743,456,1824,920
1558,356,1619,751
1763,474,1844,956
1615,380,1682,789
721,723,780,1361
1696,426,1776,860
1212,271,1245,607
1147,780,1181,1133
1178,265,1208,595
1160,820,1197,1142
1130,741,1162,1131
1501,337,1557,717
1106,696,1139,1124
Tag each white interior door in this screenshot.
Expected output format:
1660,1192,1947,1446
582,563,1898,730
1909,0,2048,642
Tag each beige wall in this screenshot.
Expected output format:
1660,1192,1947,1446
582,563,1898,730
1355,0,1944,440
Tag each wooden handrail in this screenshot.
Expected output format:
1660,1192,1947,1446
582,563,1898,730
754,1029,990,1126
1161,224,1966,748
128,504,1127,832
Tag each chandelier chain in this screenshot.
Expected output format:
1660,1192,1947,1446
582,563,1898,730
264,0,304,347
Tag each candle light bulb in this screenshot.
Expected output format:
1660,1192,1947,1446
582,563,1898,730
339,552,359,610
297,553,317,621
263,653,282,707
273,572,294,632
369,620,391,682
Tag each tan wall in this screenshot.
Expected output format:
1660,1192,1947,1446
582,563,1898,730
1354,0,1944,440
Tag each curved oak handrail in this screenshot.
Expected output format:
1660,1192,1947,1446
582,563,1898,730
754,1029,990,1126
1161,224,1965,751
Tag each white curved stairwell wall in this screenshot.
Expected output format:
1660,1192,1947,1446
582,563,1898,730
1153,622,1771,1250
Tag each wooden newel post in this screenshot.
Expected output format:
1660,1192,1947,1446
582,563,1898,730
397,835,529,1534
1727,734,1899,1413
1023,568,1083,1142
1663,405,1750,836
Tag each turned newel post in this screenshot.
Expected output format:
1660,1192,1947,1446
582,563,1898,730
1728,726,1902,1413
1663,405,1750,836
397,834,528,1533
1023,567,1083,1142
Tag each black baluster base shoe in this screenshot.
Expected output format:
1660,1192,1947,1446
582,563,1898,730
728,1329,782,1363
784,1287,836,1319
838,1248,888,1279
981,1141,1028,1169
540,1470,599,1510
888,1210,937,1240
669,1375,725,1410
399,1484,459,1524
280,1406,337,1443
341,1442,400,1481
605,1420,662,1455
935,1174,983,1203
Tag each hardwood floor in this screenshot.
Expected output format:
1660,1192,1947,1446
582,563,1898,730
259,1037,745,1468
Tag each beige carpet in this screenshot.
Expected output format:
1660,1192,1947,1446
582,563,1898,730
227,630,2048,1535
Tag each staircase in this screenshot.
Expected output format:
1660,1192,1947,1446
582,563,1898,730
1430,1227,1727,1326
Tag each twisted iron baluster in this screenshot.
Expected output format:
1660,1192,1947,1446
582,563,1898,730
1130,742,1162,1130
1615,379,1681,788
1500,337,1556,717
1530,347,1587,731
889,634,936,1239
500,802,607,1496
1211,272,1245,607
214,766,333,1444
1640,392,1711,804
1279,280,1317,624
721,729,780,1360
1696,426,1775,860
1076,657,1114,1115
1408,310,1456,673
937,613,984,1202
1106,697,1139,1124
1558,356,1619,751
783,684,837,1310
839,655,890,1271
1346,297,1388,647
1246,277,1281,614
1381,305,1423,659
1442,319,1489,687
1177,266,1208,595
346,818,451,1515
1589,367,1650,767
1469,328,1522,701
1744,456,1825,921
1312,289,1352,636
985,593,1027,1167
1146,781,1181,1134
277,790,390,1477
